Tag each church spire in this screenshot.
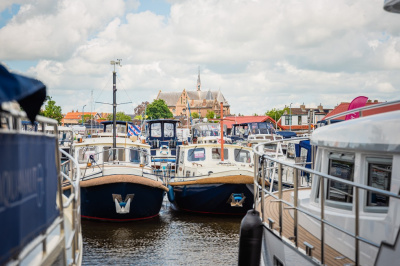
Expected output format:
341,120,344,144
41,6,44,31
197,66,201,91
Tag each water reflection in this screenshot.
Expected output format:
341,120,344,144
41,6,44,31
82,201,242,265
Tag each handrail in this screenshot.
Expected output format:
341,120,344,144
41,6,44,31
252,139,400,265
77,146,150,178
59,141,81,266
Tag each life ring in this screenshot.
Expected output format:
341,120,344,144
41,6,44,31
160,145,169,155
217,139,224,144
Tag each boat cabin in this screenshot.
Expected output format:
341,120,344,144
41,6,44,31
175,144,253,178
72,121,151,168
191,123,231,144
300,111,400,263
144,119,183,157
231,122,277,142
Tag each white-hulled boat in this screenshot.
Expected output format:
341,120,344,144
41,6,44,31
243,100,400,265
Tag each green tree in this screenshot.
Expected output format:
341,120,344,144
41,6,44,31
133,101,149,117
191,112,200,119
107,111,132,121
78,114,94,124
145,99,173,119
205,110,215,120
40,96,63,125
265,108,287,122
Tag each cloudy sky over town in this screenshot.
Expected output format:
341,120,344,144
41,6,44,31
1,0,399,115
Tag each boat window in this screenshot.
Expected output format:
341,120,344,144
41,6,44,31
212,148,228,160
129,148,141,163
179,150,185,164
141,149,149,165
188,148,206,162
327,153,355,204
366,157,392,209
287,143,296,159
164,123,175,138
78,146,98,164
151,123,162,138
103,146,125,162
234,149,251,163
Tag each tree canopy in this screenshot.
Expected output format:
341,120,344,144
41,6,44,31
133,101,149,118
191,112,200,119
145,99,173,119
78,114,94,124
205,110,215,120
40,96,63,125
107,111,132,121
265,108,288,122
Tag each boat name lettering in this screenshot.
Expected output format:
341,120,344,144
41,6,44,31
0,164,43,207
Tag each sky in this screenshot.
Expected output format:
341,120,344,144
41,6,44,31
1,0,399,116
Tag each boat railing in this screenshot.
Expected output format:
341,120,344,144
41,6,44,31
252,141,400,265
79,146,158,180
0,106,81,265
325,99,400,123
59,148,81,265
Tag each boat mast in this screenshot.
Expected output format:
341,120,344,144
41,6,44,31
110,59,121,160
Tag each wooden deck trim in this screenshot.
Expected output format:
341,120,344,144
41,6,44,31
257,188,355,266
169,175,254,186
63,174,169,192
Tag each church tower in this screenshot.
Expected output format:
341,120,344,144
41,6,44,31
197,66,201,91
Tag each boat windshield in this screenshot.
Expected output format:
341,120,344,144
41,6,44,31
151,123,162,137
250,122,276,134
193,124,220,137
164,122,175,138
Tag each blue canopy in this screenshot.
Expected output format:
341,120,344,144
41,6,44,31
276,131,297,138
0,64,46,122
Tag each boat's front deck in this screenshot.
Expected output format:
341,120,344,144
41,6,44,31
257,188,355,266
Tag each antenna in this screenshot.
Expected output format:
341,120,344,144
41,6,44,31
110,59,122,72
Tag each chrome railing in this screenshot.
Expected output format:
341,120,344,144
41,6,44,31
59,149,81,266
78,146,153,179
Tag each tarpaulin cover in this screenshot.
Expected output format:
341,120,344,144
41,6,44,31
276,131,297,138
0,64,46,123
0,133,59,264
296,140,312,169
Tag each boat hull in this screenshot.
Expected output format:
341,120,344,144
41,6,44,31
65,178,165,221
171,183,253,215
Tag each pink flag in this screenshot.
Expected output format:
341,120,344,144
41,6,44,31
345,96,368,120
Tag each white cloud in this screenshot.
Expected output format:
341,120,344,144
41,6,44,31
1,0,400,116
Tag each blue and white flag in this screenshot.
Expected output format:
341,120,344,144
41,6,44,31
128,124,141,136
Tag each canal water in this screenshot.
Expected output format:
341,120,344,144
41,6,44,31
82,198,243,265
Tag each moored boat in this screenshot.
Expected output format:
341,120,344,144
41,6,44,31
241,100,400,265
168,119,256,215
0,64,82,265
66,124,167,221
63,62,168,222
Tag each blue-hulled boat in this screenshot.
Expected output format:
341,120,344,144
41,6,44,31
168,119,255,215
63,64,167,221
0,64,82,265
